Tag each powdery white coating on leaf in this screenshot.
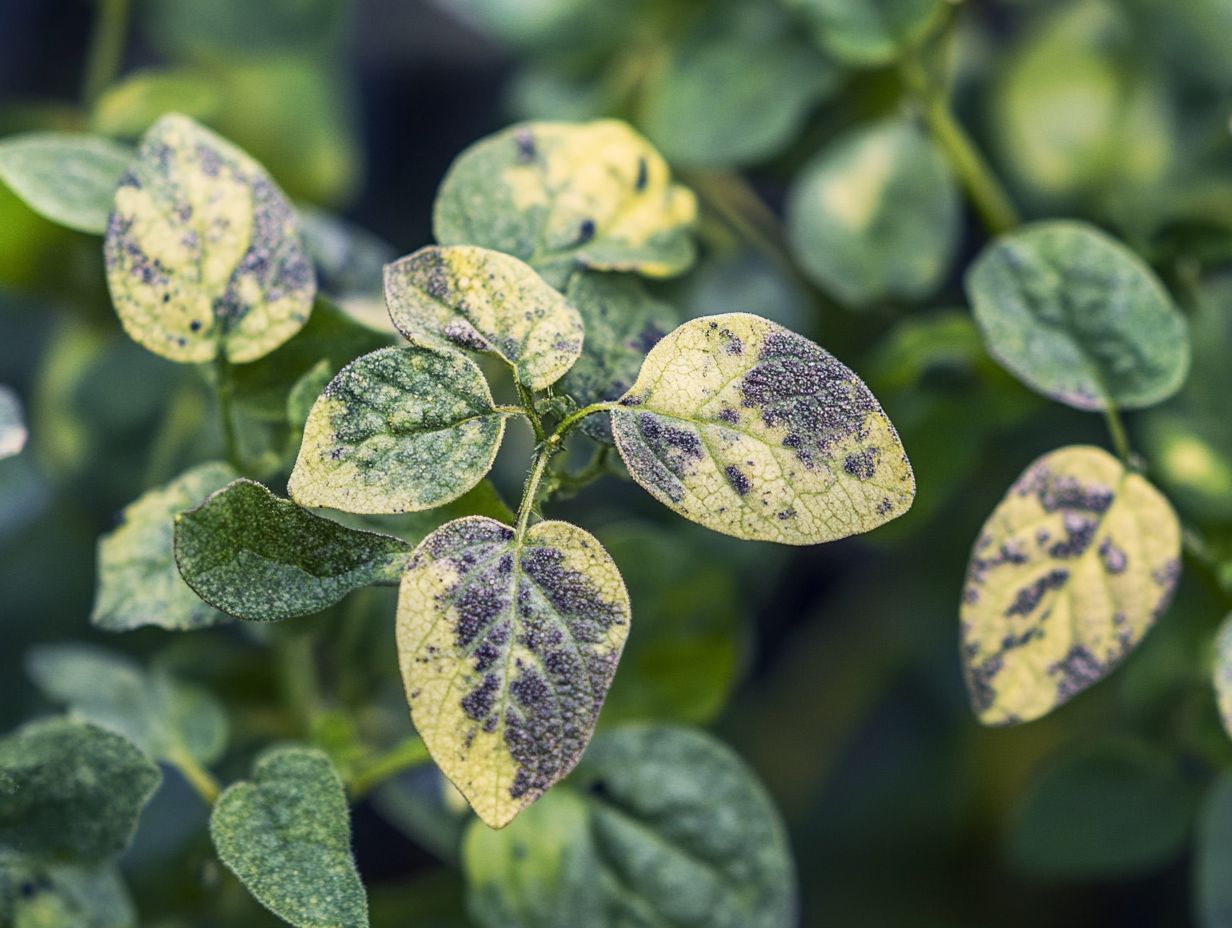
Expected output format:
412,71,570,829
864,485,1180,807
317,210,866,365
397,516,630,829
289,346,507,514
611,313,914,544
92,460,237,632
0,385,27,459
210,748,368,928
960,445,1181,726
0,132,132,234
103,113,316,363
175,479,413,622
966,220,1190,411
433,120,698,281
1214,614,1232,741
384,245,583,390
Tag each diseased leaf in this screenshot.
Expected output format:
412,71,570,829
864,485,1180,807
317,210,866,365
966,221,1190,410
0,862,135,928
960,445,1181,725
210,747,368,928
560,272,676,442
1197,773,1232,928
92,461,237,632
0,386,27,459
1214,615,1232,741
104,113,316,364
786,118,960,306
0,719,161,864
397,516,630,828
26,643,227,765
786,0,945,65
175,478,413,621
463,725,795,928
289,346,508,514
433,120,697,282
385,245,583,389
0,132,132,234
611,313,915,544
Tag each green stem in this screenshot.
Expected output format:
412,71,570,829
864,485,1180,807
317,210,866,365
515,446,554,541
82,0,131,106
554,401,618,438
516,381,546,443
348,737,431,800
1102,405,1133,464
213,357,243,472
275,633,323,734
169,750,222,805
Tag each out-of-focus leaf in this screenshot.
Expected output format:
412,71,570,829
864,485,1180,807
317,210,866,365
0,862,135,928
0,386,26,459
1213,615,1232,743
961,445,1181,725
786,0,945,66
786,117,959,306
143,0,347,58
296,206,398,332
0,133,131,234
90,69,222,139
1197,773,1232,927
966,221,1189,411
445,0,625,54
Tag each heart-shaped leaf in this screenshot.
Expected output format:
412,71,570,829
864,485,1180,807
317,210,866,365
961,445,1181,725
176,478,413,621
433,120,697,282
966,221,1190,410
0,385,27,459
210,747,368,928
397,516,630,828
290,346,509,514
385,245,583,390
104,113,316,363
787,0,945,65
0,132,132,234
611,313,914,544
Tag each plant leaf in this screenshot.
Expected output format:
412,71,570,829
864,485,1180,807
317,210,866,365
966,220,1190,410
90,68,222,139
0,132,132,234
385,245,583,390
210,747,368,928
0,719,161,864
1214,614,1232,741
0,861,136,928
463,725,796,928
787,0,945,65
397,516,630,828
0,385,27,459
1197,773,1232,928
26,643,228,765
610,313,914,544
433,120,697,282
960,445,1181,725
289,346,508,514
92,461,237,632
786,117,960,306
175,478,414,621
103,113,316,364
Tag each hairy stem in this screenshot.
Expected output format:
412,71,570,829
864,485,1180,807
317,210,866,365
515,446,554,541
515,381,546,443
82,0,131,106
348,736,432,799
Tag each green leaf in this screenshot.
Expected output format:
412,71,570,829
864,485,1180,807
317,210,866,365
0,385,27,459
638,0,840,167
786,0,945,66
0,719,161,864
960,445,1182,725
966,220,1190,411
104,113,316,364
1,862,136,928
0,132,132,234
463,725,795,928
1197,774,1232,928
397,516,630,828
26,643,227,765
92,461,237,632
433,120,697,282
210,747,368,928
289,346,509,514
90,68,222,139
175,478,414,622
559,272,676,442
786,117,960,306
385,245,583,389
1007,738,1193,879
611,313,915,544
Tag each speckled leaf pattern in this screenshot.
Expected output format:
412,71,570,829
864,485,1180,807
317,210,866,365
384,245,583,390
611,313,914,544
104,114,316,363
1214,615,1232,741
966,221,1190,410
289,346,508,514
0,719,161,864
0,862,136,928
175,478,413,621
961,445,1181,726
210,748,368,928
560,272,676,442
92,461,236,632
787,0,945,65
397,516,630,829
433,120,697,281
0,132,132,234
463,725,796,928
0,385,27,459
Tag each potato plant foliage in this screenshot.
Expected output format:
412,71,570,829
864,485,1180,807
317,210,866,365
1,0,1230,924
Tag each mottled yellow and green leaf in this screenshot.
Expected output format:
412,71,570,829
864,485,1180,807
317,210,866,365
1214,614,1232,741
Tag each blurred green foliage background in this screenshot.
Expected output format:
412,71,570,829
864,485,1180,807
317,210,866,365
2,0,1232,925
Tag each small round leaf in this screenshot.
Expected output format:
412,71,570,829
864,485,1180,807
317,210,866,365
786,0,945,66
